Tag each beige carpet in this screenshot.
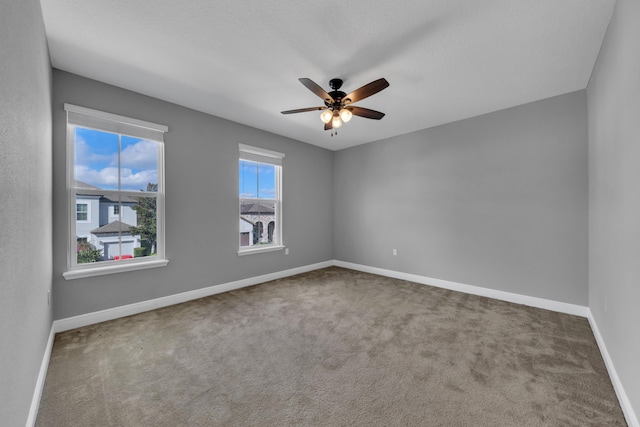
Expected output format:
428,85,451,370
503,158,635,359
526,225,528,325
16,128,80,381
36,267,626,426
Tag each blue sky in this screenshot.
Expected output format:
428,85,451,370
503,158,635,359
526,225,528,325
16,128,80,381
239,160,276,199
74,127,158,191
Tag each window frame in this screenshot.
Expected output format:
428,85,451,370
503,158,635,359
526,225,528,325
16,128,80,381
238,143,284,256
63,104,169,280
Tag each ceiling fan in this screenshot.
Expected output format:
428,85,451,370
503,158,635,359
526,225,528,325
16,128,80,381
281,77,390,131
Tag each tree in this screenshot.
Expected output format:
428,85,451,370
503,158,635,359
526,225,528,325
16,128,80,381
129,183,158,254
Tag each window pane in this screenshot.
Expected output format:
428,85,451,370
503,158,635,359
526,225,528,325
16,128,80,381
120,136,158,192
74,127,119,190
239,160,276,200
239,200,276,247
73,192,158,264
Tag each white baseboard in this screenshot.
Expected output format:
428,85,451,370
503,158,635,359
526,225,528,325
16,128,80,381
53,259,589,333
334,260,590,317
54,260,333,333
588,312,639,427
26,323,55,427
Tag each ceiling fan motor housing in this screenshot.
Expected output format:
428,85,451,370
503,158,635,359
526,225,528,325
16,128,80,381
326,79,348,110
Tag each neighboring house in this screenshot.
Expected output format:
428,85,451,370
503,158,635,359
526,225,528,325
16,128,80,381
75,180,141,260
240,202,275,245
239,217,254,247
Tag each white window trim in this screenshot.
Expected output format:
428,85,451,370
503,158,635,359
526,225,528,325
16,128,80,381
63,104,168,280
237,244,285,256
238,143,284,165
238,144,284,255
63,259,170,280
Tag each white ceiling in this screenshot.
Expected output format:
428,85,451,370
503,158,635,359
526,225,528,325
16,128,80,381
40,0,615,151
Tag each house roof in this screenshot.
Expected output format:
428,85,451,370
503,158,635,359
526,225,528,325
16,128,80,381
240,203,274,215
240,216,255,225
74,179,99,190
90,220,135,235
101,195,138,204
75,180,138,203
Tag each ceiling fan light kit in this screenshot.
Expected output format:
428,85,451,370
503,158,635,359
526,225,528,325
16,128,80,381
340,108,352,123
281,77,389,133
320,109,333,124
332,112,343,129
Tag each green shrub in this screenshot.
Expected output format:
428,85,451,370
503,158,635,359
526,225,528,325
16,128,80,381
77,241,102,263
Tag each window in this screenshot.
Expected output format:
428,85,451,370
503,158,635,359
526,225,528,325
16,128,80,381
63,104,168,279
76,203,89,222
238,144,283,255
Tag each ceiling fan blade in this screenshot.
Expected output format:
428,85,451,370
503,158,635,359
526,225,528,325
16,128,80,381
324,121,333,131
299,78,334,102
348,106,385,120
281,106,326,114
343,78,389,104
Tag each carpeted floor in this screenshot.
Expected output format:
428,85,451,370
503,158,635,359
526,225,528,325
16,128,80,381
36,267,626,426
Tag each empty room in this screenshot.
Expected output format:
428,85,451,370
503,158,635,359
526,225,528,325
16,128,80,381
1,0,639,426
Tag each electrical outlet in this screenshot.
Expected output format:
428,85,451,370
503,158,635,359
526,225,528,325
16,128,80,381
285,248,289,255
47,290,51,306
392,249,397,256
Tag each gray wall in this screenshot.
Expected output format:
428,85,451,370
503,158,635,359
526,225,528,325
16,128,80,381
334,91,588,305
587,0,640,418
52,70,333,319
0,0,53,425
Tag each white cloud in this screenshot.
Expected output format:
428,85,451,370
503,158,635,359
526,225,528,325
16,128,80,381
76,165,157,191
75,138,158,191
259,188,276,197
75,136,115,167
121,139,157,170
75,165,119,188
120,168,158,190
76,137,157,170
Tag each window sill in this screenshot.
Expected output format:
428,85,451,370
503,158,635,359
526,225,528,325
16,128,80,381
237,245,285,256
63,259,169,280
